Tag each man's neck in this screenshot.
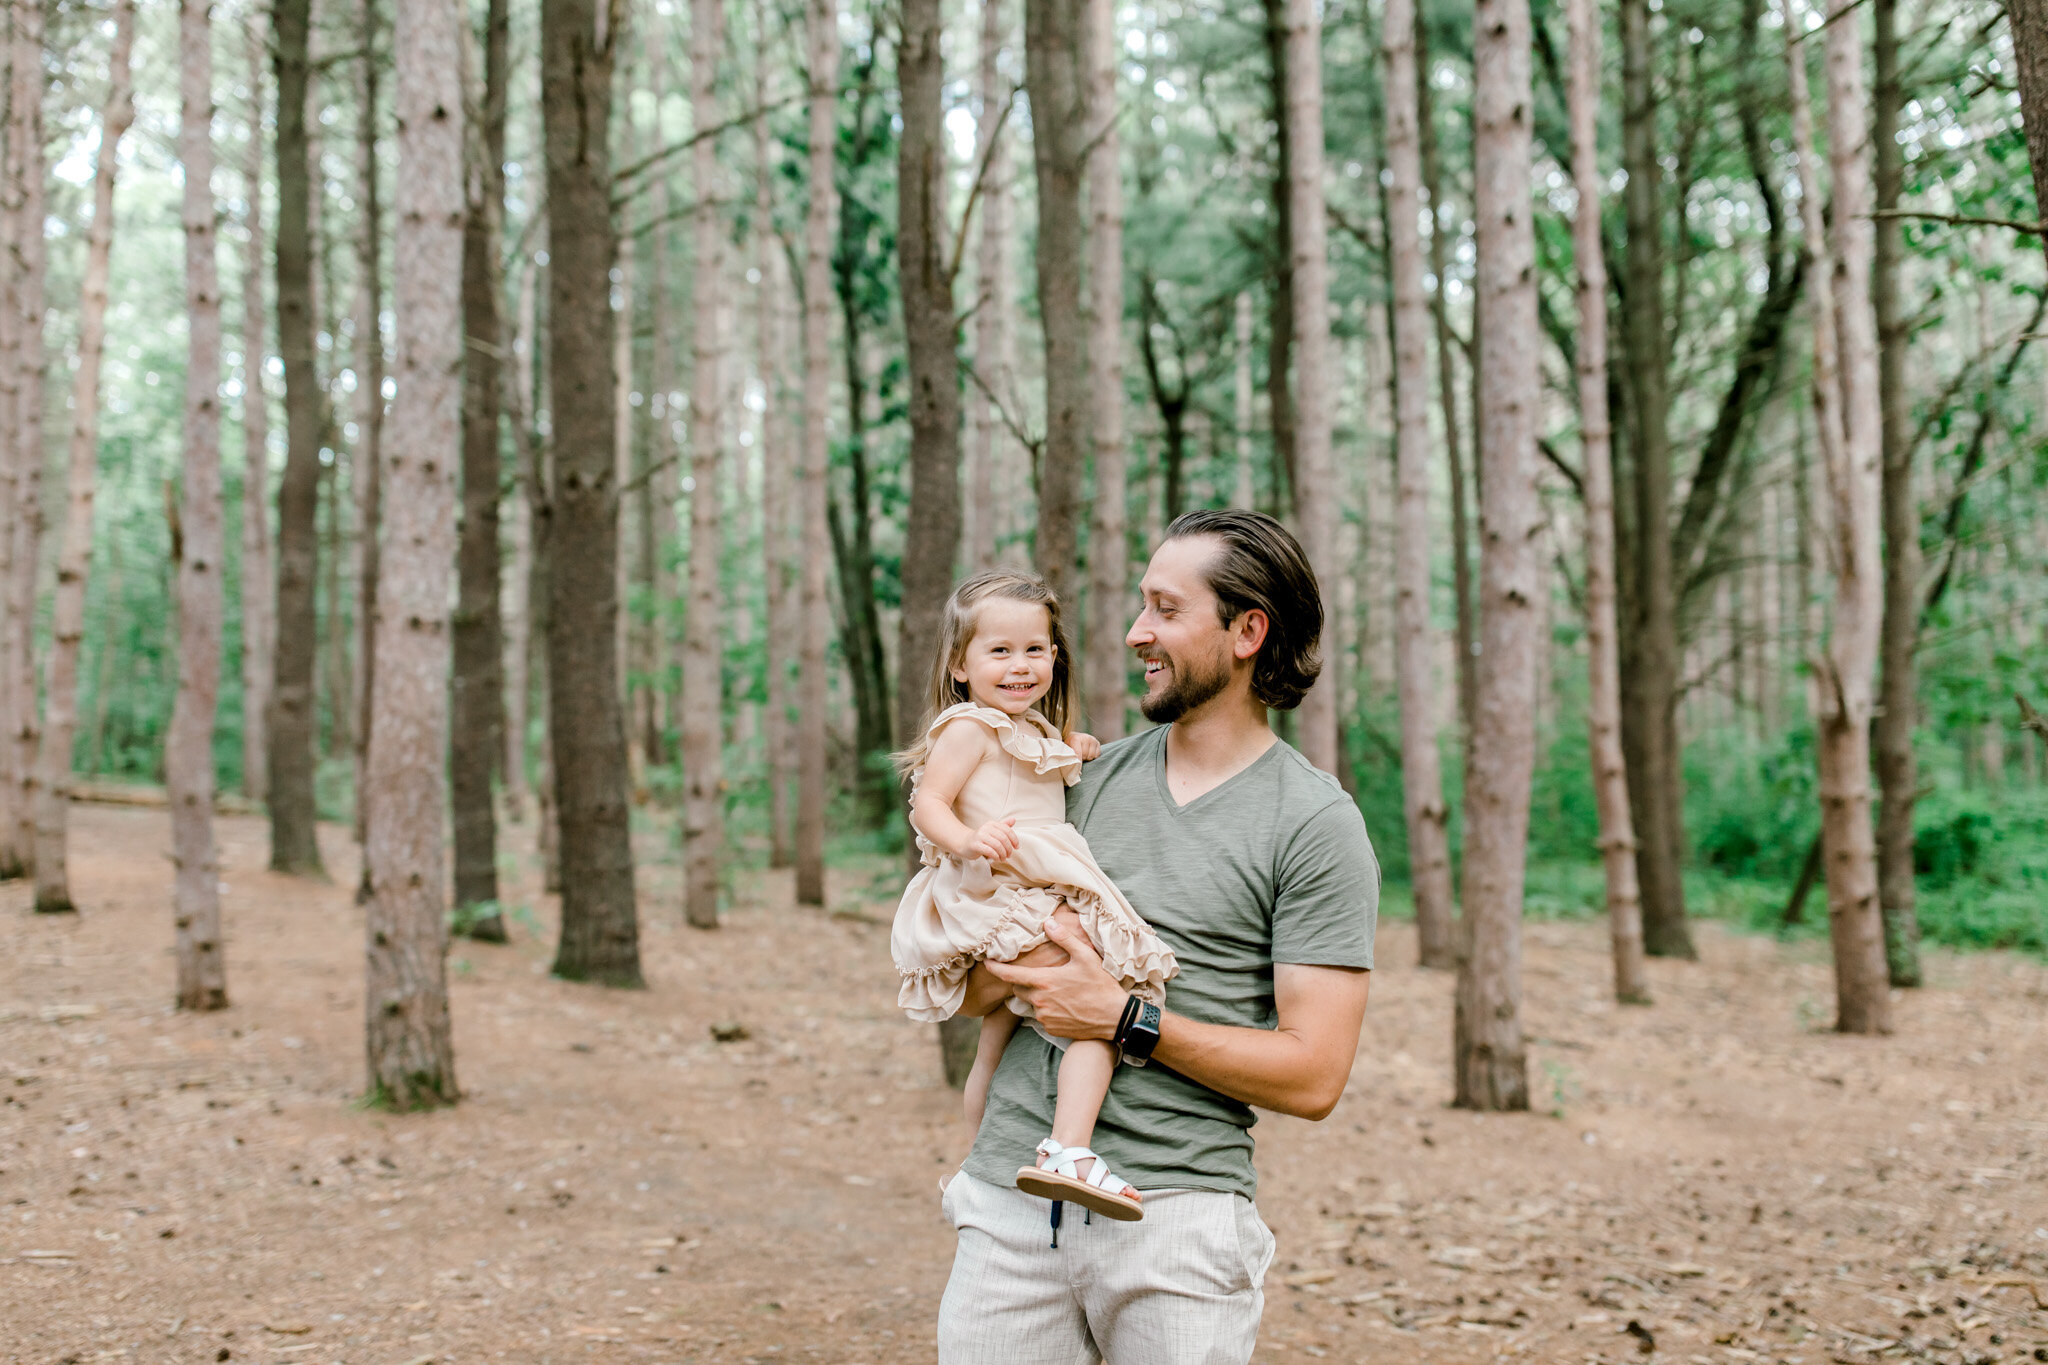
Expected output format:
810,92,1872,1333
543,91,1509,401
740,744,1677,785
1161,689,1277,805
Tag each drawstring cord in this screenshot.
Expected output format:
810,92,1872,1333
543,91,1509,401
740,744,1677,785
1046,1200,1094,1249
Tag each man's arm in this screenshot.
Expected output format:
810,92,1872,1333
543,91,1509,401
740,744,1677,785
984,918,1371,1120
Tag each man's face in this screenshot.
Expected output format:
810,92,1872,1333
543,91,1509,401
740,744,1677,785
1128,537,1238,724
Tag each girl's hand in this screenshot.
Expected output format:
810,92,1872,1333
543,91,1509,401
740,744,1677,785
1067,731,1102,761
964,817,1019,862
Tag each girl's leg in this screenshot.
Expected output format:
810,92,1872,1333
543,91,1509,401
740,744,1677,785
963,1009,1020,1130
1037,1037,1138,1205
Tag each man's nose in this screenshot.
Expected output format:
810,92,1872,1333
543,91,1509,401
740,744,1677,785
1126,616,1151,649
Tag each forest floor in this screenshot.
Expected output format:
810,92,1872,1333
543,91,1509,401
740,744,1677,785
3,802,2047,1365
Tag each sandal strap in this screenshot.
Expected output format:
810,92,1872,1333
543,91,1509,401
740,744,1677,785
1038,1142,1134,1198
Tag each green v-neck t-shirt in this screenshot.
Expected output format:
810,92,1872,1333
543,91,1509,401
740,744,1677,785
962,722,1380,1200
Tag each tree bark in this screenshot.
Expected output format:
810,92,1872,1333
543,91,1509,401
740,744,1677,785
240,11,274,808
754,37,795,868
896,0,965,764
1414,14,1476,753
268,0,327,876
501,250,539,821
543,0,642,984
172,0,229,1012
1453,0,1540,1112
682,0,729,929
350,0,386,873
1381,0,1455,971
1080,0,1127,739
364,0,463,1107
967,0,1015,572
1803,0,1891,1035
795,0,839,906
1616,0,1693,960
2009,0,2048,270
1233,292,1255,507
1025,0,1087,609
1,0,50,882
1871,0,1921,989
31,0,135,914
1260,0,1295,516
1278,0,1337,771
1567,0,1650,1005
452,0,510,934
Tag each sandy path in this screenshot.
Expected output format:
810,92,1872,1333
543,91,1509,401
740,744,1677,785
3,803,2044,1364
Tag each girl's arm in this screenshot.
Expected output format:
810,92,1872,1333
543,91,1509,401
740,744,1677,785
910,722,1019,861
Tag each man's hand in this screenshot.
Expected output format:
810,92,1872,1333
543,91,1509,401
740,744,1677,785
984,914,1128,1043
963,817,1019,862
1067,731,1103,761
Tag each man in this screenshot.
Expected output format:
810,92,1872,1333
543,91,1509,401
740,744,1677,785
938,509,1380,1364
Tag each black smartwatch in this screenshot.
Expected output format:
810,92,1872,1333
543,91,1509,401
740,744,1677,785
1114,997,1163,1066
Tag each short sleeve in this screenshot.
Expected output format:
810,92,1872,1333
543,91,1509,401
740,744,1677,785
1271,799,1380,969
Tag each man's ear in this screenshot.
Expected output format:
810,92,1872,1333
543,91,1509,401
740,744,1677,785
1232,608,1270,661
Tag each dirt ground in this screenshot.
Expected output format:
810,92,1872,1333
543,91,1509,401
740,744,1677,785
4,802,2046,1365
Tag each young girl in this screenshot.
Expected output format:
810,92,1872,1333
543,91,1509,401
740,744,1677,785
892,571,1177,1221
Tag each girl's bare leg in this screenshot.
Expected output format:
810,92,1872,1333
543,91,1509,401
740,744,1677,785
963,1009,1020,1130
1037,1037,1139,1205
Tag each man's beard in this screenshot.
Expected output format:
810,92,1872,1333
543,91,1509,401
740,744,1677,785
1138,647,1233,723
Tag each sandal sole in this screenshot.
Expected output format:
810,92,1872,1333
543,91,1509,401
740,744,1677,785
1015,1166,1146,1221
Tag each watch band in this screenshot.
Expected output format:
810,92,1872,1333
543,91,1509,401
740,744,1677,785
1115,998,1163,1066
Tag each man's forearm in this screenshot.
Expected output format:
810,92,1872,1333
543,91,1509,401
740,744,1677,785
1150,1012,1347,1120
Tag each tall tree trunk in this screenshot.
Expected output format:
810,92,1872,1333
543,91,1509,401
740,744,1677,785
32,0,135,914
1794,0,1890,1035
795,0,838,905
172,0,229,1012
896,0,964,761
2,0,49,881
1871,0,1921,989
240,11,273,807
1568,0,1650,1005
1414,15,1476,752
755,32,796,868
365,0,463,1107
1453,0,1539,1112
644,36,677,774
682,0,728,929
1081,0,1127,739
452,0,510,935
1025,0,1087,608
1382,0,1455,969
898,0,972,1084
543,0,642,983
1616,0,1693,959
501,249,539,820
0,0,21,884
268,0,327,876
321,457,354,761
2009,0,2048,270
350,0,386,872
1279,0,1336,771
1260,0,1295,515
966,0,1014,572
1233,292,1255,508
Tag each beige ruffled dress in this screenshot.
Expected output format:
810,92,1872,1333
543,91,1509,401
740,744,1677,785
892,703,1178,1024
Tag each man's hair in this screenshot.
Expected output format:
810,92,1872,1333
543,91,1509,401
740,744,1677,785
1163,508,1323,711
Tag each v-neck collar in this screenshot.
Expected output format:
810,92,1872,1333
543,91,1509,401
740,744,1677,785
1153,726,1284,814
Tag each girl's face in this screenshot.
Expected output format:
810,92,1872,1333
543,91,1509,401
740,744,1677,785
952,598,1056,717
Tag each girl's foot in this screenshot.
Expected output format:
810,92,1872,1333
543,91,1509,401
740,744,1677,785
1015,1138,1143,1221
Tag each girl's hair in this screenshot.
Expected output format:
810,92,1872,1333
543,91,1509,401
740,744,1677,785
891,571,1073,776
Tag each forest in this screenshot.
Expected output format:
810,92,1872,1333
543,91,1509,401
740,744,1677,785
2,0,2047,1351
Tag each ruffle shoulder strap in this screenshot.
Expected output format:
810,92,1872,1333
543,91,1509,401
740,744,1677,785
923,702,1083,787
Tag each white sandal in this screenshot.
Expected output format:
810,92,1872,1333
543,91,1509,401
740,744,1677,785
1015,1138,1144,1222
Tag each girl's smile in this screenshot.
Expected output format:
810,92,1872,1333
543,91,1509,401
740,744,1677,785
952,599,1057,717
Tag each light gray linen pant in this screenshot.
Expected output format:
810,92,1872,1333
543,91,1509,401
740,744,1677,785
936,1170,1276,1365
